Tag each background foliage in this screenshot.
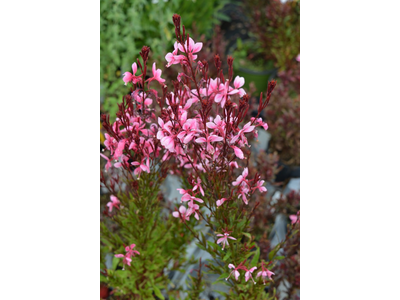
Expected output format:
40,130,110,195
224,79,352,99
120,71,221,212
100,0,230,116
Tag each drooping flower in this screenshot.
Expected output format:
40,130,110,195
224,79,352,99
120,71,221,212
216,198,227,207
216,232,237,250
256,262,275,285
245,267,258,284
106,195,120,212
192,177,205,196
232,168,249,186
226,264,241,281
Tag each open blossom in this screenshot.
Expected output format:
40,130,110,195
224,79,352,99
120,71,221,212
253,179,267,193
106,195,120,212
195,134,224,153
131,158,150,177
214,80,240,108
147,62,165,84
206,115,226,137
256,262,275,285
233,76,246,97
245,267,258,284
232,168,249,186
172,205,191,222
216,232,236,250
251,117,269,131
115,244,140,270
165,42,186,67
177,37,203,61
226,264,241,281
122,63,141,85
192,177,204,196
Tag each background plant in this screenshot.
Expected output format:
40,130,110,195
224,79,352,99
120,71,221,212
243,0,300,71
100,0,230,117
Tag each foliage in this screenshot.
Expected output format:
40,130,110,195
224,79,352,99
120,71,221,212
100,0,230,117
242,0,300,71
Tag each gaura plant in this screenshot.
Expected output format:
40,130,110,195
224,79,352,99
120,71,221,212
100,14,298,299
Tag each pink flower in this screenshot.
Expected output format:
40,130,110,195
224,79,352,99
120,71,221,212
125,244,140,257
177,118,198,144
233,76,246,97
290,212,300,224
131,158,150,177
106,195,120,212
181,193,204,204
245,267,258,284
216,232,237,250
165,42,186,67
253,180,267,193
206,115,226,137
296,54,300,62
114,243,140,270
195,134,224,154
226,264,241,281
114,254,131,270
251,117,269,130
216,198,227,207
177,37,203,61
100,153,112,172
256,262,275,285
172,205,191,221
192,177,204,196
147,62,165,84
214,81,240,108
122,63,141,85
104,133,117,154
232,168,249,186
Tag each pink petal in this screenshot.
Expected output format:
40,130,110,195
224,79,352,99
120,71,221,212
234,76,245,88
209,135,224,142
195,137,206,143
132,63,137,74
216,237,225,244
179,206,187,214
234,270,240,280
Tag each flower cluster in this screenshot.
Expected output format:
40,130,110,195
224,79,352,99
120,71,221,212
226,260,275,285
100,14,280,291
226,261,258,284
